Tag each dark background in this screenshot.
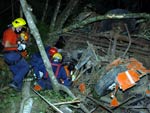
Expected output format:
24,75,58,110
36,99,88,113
0,0,150,41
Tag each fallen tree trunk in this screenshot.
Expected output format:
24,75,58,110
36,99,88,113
19,81,33,113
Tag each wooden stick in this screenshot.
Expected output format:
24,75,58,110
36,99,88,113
53,99,80,106
31,88,63,113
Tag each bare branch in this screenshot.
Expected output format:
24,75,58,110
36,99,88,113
54,0,79,30
41,0,49,22
122,24,132,58
49,0,61,32
48,13,150,37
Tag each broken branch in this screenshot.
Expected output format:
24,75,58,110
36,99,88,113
49,13,150,37
53,99,80,106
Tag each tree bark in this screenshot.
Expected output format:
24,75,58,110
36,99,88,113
19,81,33,113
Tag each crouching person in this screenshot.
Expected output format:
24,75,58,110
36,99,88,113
2,18,30,91
33,52,72,91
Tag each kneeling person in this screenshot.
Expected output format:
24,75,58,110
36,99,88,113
33,53,72,91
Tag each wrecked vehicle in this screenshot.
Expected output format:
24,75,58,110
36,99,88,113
95,57,150,107
99,8,136,33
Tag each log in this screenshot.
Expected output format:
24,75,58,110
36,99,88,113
19,81,33,113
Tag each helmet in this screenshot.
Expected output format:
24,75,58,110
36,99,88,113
52,53,62,62
49,47,58,56
12,18,26,28
20,33,29,41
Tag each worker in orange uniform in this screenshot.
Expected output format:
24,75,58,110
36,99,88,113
2,18,29,91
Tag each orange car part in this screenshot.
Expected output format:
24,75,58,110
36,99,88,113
110,96,120,107
79,83,86,94
110,84,119,107
146,84,150,97
146,89,150,95
116,70,140,91
106,58,123,71
126,58,150,75
106,57,150,74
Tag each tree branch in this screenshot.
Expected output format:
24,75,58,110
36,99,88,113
41,0,49,22
49,0,61,32
54,0,79,30
48,13,150,37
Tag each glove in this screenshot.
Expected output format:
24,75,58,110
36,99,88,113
39,71,44,78
33,73,38,79
33,71,44,79
18,43,26,51
64,78,72,87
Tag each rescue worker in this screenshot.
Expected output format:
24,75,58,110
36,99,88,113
30,46,58,79
51,53,72,86
33,52,72,91
2,18,30,91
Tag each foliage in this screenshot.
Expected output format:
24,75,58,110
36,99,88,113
0,90,22,113
0,58,12,88
40,90,73,103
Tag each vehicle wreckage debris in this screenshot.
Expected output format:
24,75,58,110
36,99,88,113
111,95,136,110
87,96,113,113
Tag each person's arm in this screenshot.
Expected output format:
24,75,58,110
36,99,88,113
59,67,72,86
